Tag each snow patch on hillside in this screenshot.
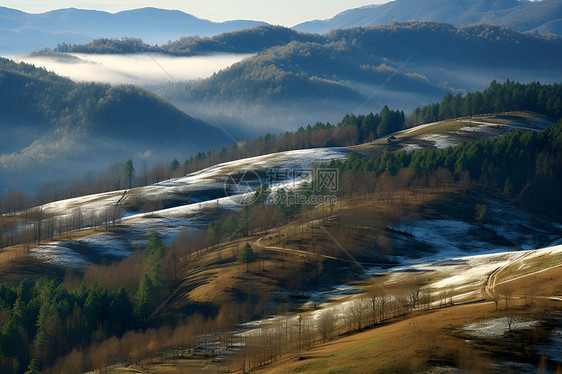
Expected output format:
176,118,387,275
463,317,538,338
28,147,348,268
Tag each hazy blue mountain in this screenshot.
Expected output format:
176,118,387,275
0,6,267,55
294,0,562,35
0,57,233,191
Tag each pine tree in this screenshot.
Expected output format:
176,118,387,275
144,232,164,265
170,159,180,173
238,243,256,272
123,159,135,188
25,358,41,374
150,262,166,289
110,287,134,332
135,273,155,321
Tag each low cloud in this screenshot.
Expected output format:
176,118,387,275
13,53,254,86
0,127,86,169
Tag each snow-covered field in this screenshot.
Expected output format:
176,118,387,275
28,147,349,268
381,246,560,302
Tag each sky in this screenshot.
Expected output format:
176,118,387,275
2,1,387,26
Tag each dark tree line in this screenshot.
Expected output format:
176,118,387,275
413,80,562,124
182,106,405,173
0,279,134,372
0,231,174,373
53,26,321,56
325,119,562,216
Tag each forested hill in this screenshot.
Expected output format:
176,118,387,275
0,58,232,190
160,22,562,106
0,57,228,145
52,22,562,64
327,118,562,217
54,26,322,55
414,80,562,123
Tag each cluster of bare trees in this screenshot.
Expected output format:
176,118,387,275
0,205,121,249
490,284,515,311
235,282,455,372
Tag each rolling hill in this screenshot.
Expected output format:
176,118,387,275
0,6,267,55
0,57,233,191
52,25,323,55
159,22,562,129
295,0,562,35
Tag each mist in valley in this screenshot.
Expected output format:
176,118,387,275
163,64,562,133
11,53,254,87
4,49,562,197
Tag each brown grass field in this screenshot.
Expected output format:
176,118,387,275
105,265,561,374
1,111,560,373
100,213,562,374
256,266,562,374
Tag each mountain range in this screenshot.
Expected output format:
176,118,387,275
2,0,562,56
295,0,562,35
0,6,266,55
159,22,562,129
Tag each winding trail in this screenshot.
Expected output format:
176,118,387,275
484,251,533,298
483,249,562,302
252,236,392,267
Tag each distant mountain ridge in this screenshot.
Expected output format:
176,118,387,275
162,21,562,103
0,6,267,55
294,0,562,35
3,1,561,56
51,26,322,55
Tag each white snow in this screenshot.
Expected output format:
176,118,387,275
462,317,538,338
39,189,125,220
402,144,423,152
420,134,458,149
30,233,132,269
393,121,445,137
31,243,87,268
27,147,348,267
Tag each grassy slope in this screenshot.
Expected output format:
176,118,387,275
1,112,560,372
0,112,554,284
106,261,562,373
351,111,555,155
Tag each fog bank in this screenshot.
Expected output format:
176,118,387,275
11,53,254,86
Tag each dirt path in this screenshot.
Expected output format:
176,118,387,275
252,235,390,266
483,251,533,298
483,249,562,302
